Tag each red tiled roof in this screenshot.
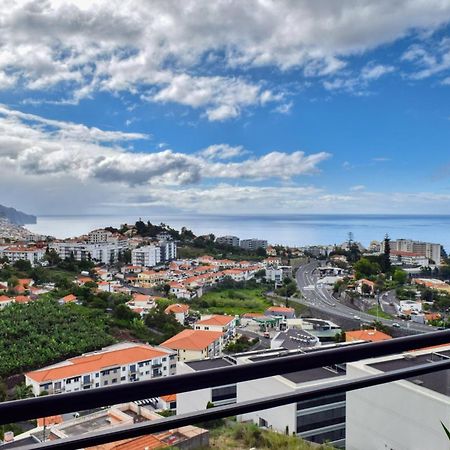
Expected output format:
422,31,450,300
196,315,234,326
345,330,392,342
165,304,189,314
26,345,169,383
161,329,223,351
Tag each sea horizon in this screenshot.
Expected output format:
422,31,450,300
26,213,450,251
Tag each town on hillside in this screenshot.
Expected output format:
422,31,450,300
0,220,450,449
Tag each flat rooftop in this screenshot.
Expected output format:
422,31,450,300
370,350,450,397
185,358,235,371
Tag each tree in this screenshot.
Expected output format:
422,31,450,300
14,383,34,400
13,259,32,272
354,258,380,279
393,269,407,285
380,234,391,273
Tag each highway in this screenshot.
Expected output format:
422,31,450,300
294,261,435,334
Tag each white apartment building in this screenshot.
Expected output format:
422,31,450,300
159,241,177,261
131,245,161,267
383,239,442,266
265,267,283,283
240,239,268,251
25,343,176,396
346,346,450,450
0,246,45,267
88,229,117,244
216,235,240,247
50,241,128,264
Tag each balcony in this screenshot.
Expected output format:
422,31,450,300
1,330,450,449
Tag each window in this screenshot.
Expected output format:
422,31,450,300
104,380,108,386
121,376,126,381
212,385,237,403
112,378,117,383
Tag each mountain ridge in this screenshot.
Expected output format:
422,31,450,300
0,204,37,225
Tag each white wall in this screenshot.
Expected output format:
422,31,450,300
238,375,297,435
346,362,450,450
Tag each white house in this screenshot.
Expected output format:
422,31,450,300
194,314,236,343
164,303,190,324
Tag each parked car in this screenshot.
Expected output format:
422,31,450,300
392,322,400,328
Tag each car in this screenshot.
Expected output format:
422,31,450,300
331,303,336,307
392,322,400,328
263,332,270,338
353,315,360,320
437,327,446,330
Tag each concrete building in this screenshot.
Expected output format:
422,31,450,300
270,328,320,350
158,240,177,261
0,246,45,267
383,239,442,266
88,229,116,244
346,346,450,450
131,245,161,267
240,238,268,251
161,329,224,362
177,358,238,413
265,267,283,283
25,343,176,396
216,235,240,247
177,345,352,448
50,241,128,265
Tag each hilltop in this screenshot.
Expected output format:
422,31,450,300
0,204,36,226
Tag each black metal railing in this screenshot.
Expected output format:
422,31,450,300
1,330,449,450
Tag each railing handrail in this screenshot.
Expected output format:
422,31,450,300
1,330,449,426
17,358,450,450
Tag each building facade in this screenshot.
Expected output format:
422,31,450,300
240,239,268,251
131,245,161,267
25,343,176,396
216,236,240,247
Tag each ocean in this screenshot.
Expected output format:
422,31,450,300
26,214,450,251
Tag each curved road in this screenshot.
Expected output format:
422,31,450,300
295,261,435,334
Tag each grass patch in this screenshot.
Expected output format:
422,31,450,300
367,306,392,319
208,421,335,449
191,288,272,315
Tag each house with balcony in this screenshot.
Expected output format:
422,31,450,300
25,343,176,396
194,314,236,343
161,329,224,362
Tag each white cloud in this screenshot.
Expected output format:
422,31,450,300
361,64,395,80
350,185,366,191
401,38,450,80
199,144,246,160
0,1,450,118
0,105,329,187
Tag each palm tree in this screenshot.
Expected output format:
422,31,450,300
14,383,34,400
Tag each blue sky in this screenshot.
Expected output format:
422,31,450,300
1,0,450,216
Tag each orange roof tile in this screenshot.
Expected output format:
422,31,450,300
37,415,63,427
0,295,11,302
160,394,176,403
345,330,392,342
62,294,77,303
26,345,169,383
267,306,295,313
161,329,223,351
88,434,167,450
196,315,234,326
15,295,31,304
165,304,189,314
